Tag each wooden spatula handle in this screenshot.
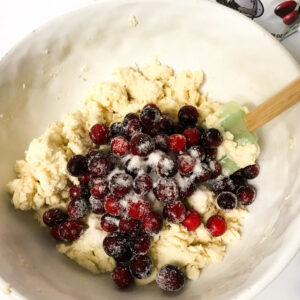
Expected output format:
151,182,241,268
244,76,300,132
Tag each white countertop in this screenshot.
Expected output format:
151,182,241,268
0,0,299,299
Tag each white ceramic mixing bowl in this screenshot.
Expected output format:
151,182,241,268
0,0,299,299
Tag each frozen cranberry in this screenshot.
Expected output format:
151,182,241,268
111,136,130,156
159,115,175,134
133,174,153,195
110,122,125,138
130,232,151,255
67,155,88,177
212,177,235,194
123,113,140,127
206,215,227,237
110,173,133,198
183,128,201,147
209,160,222,178
100,214,119,232
156,265,185,292
67,198,89,219
111,266,132,289
130,255,153,279
154,134,169,152
128,198,151,220
91,181,109,199
188,145,205,161
119,216,140,233
59,219,83,242
140,104,161,128
230,173,247,190
89,196,105,214
86,150,105,166
125,118,142,137
158,156,178,178
103,232,132,262
196,125,205,135
104,194,122,216
205,148,217,162
217,192,237,210
89,124,109,145
43,208,67,227
69,185,90,200
177,154,195,175
196,163,211,183
163,201,186,223
174,122,184,133
142,212,163,235
124,158,139,178
50,227,62,241
182,209,201,231
241,164,260,179
107,152,122,170
168,134,186,152
79,173,91,185
177,179,196,199
237,186,256,206
201,129,223,148
130,133,155,157
178,105,199,127
154,179,179,203
88,156,110,177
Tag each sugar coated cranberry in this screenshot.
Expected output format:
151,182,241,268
154,134,169,152
168,134,186,152
140,104,161,128
89,196,105,214
183,128,201,147
177,154,195,175
50,227,63,241
217,192,237,210
201,128,223,148
67,155,88,177
104,194,122,216
142,212,163,235
130,232,151,255
69,185,90,200
130,255,153,279
163,201,186,223
156,265,185,292
103,232,132,262
125,118,142,137
154,179,179,203
130,133,154,157
174,122,184,133
110,173,132,198
159,115,175,134
119,216,140,233
88,156,110,177
91,181,109,199
109,122,125,138
111,266,133,289
100,214,119,232
241,164,260,179
209,160,222,179
59,220,83,242
86,150,105,165
196,163,211,182
128,198,150,220
206,215,227,237
212,177,235,194
67,198,89,219
178,179,196,199
111,136,130,156
178,105,199,127
89,124,109,145
43,208,67,227
237,185,256,205
133,174,153,195
188,145,205,161
79,173,91,185
182,209,201,231
123,113,140,126
158,156,178,178
124,158,139,178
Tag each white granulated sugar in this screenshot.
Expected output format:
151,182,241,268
148,151,163,167
189,148,199,159
129,15,139,27
289,136,296,150
175,173,192,190
138,140,151,153
2,283,11,295
192,161,204,177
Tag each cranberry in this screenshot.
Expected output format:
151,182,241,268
163,201,186,223
206,215,227,237
91,181,109,199
111,136,130,156
156,265,185,292
174,122,184,133
241,164,260,179
50,227,62,241
178,105,199,127
89,124,109,145
230,173,247,190
217,192,237,210
130,255,153,279
43,208,67,227
140,104,161,128
124,159,139,178
130,232,151,255
110,122,125,138
67,155,88,177
130,133,155,157
100,214,119,232
128,198,151,220
142,212,163,235
201,129,223,148
89,196,105,214
133,174,153,195
182,209,201,231
110,173,133,198
123,113,140,127
205,148,217,162
59,220,83,242
111,266,132,289
188,145,205,161
196,163,212,183
67,198,89,219
237,186,256,206
196,125,205,136
159,115,175,134
69,185,90,200
158,156,178,178
125,118,142,137
212,177,235,194
107,152,122,170
177,154,195,175
177,179,196,199
168,134,187,152
88,156,110,177
103,232,132,262
154,134,169,152
183,128,201,147
104,194,122,216
209,160,222,178
119,216,140,233
154,179,179,203
79,173,91,185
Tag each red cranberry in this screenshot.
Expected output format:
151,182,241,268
67,155,88,177
196,163,211,183
156,265,185,292
159,115,175,134
188,145,205,161
205,148,217,162
182,209,201,231
241,164,260,179
110,173,133,198
209,160,222,178
217,192,237,210
178,105,199,127
206,215,227,237
154,179,179,203
133,174,153,195
50,227,63,241
212,177,235,194
91,181,109,199
168,134,187,152
89,124,109,145
142,212,163,235
130,232,151,255
154,134,169,152
59,220,83,242
123,113,140,127
111,266,133,289
177,154,195,175
89,196,105,214
69,185,90,200
230,173,247,190
67,198,89,219
125,118,142,137
111,136,130,156
104,194,122,216
43,208,67,227
140,104,161,128
110,122,125,138
88,156,110,177
237,186,256,205
158,156,178,178
79,173,91,185
100,214,119,232
119,216,140,233
163,201,186,223
130,133,155,157
174,122,185,133
128,198,151,220
130,255,153,279
177,179,196,199
201,129,223,148
86,149,105,162
183,128,201,147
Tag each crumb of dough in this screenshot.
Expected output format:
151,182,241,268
289,136,296,150
22,83,26,89
129,15,139,27
2,283,11,295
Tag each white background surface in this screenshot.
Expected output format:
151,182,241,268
0,0,299,299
